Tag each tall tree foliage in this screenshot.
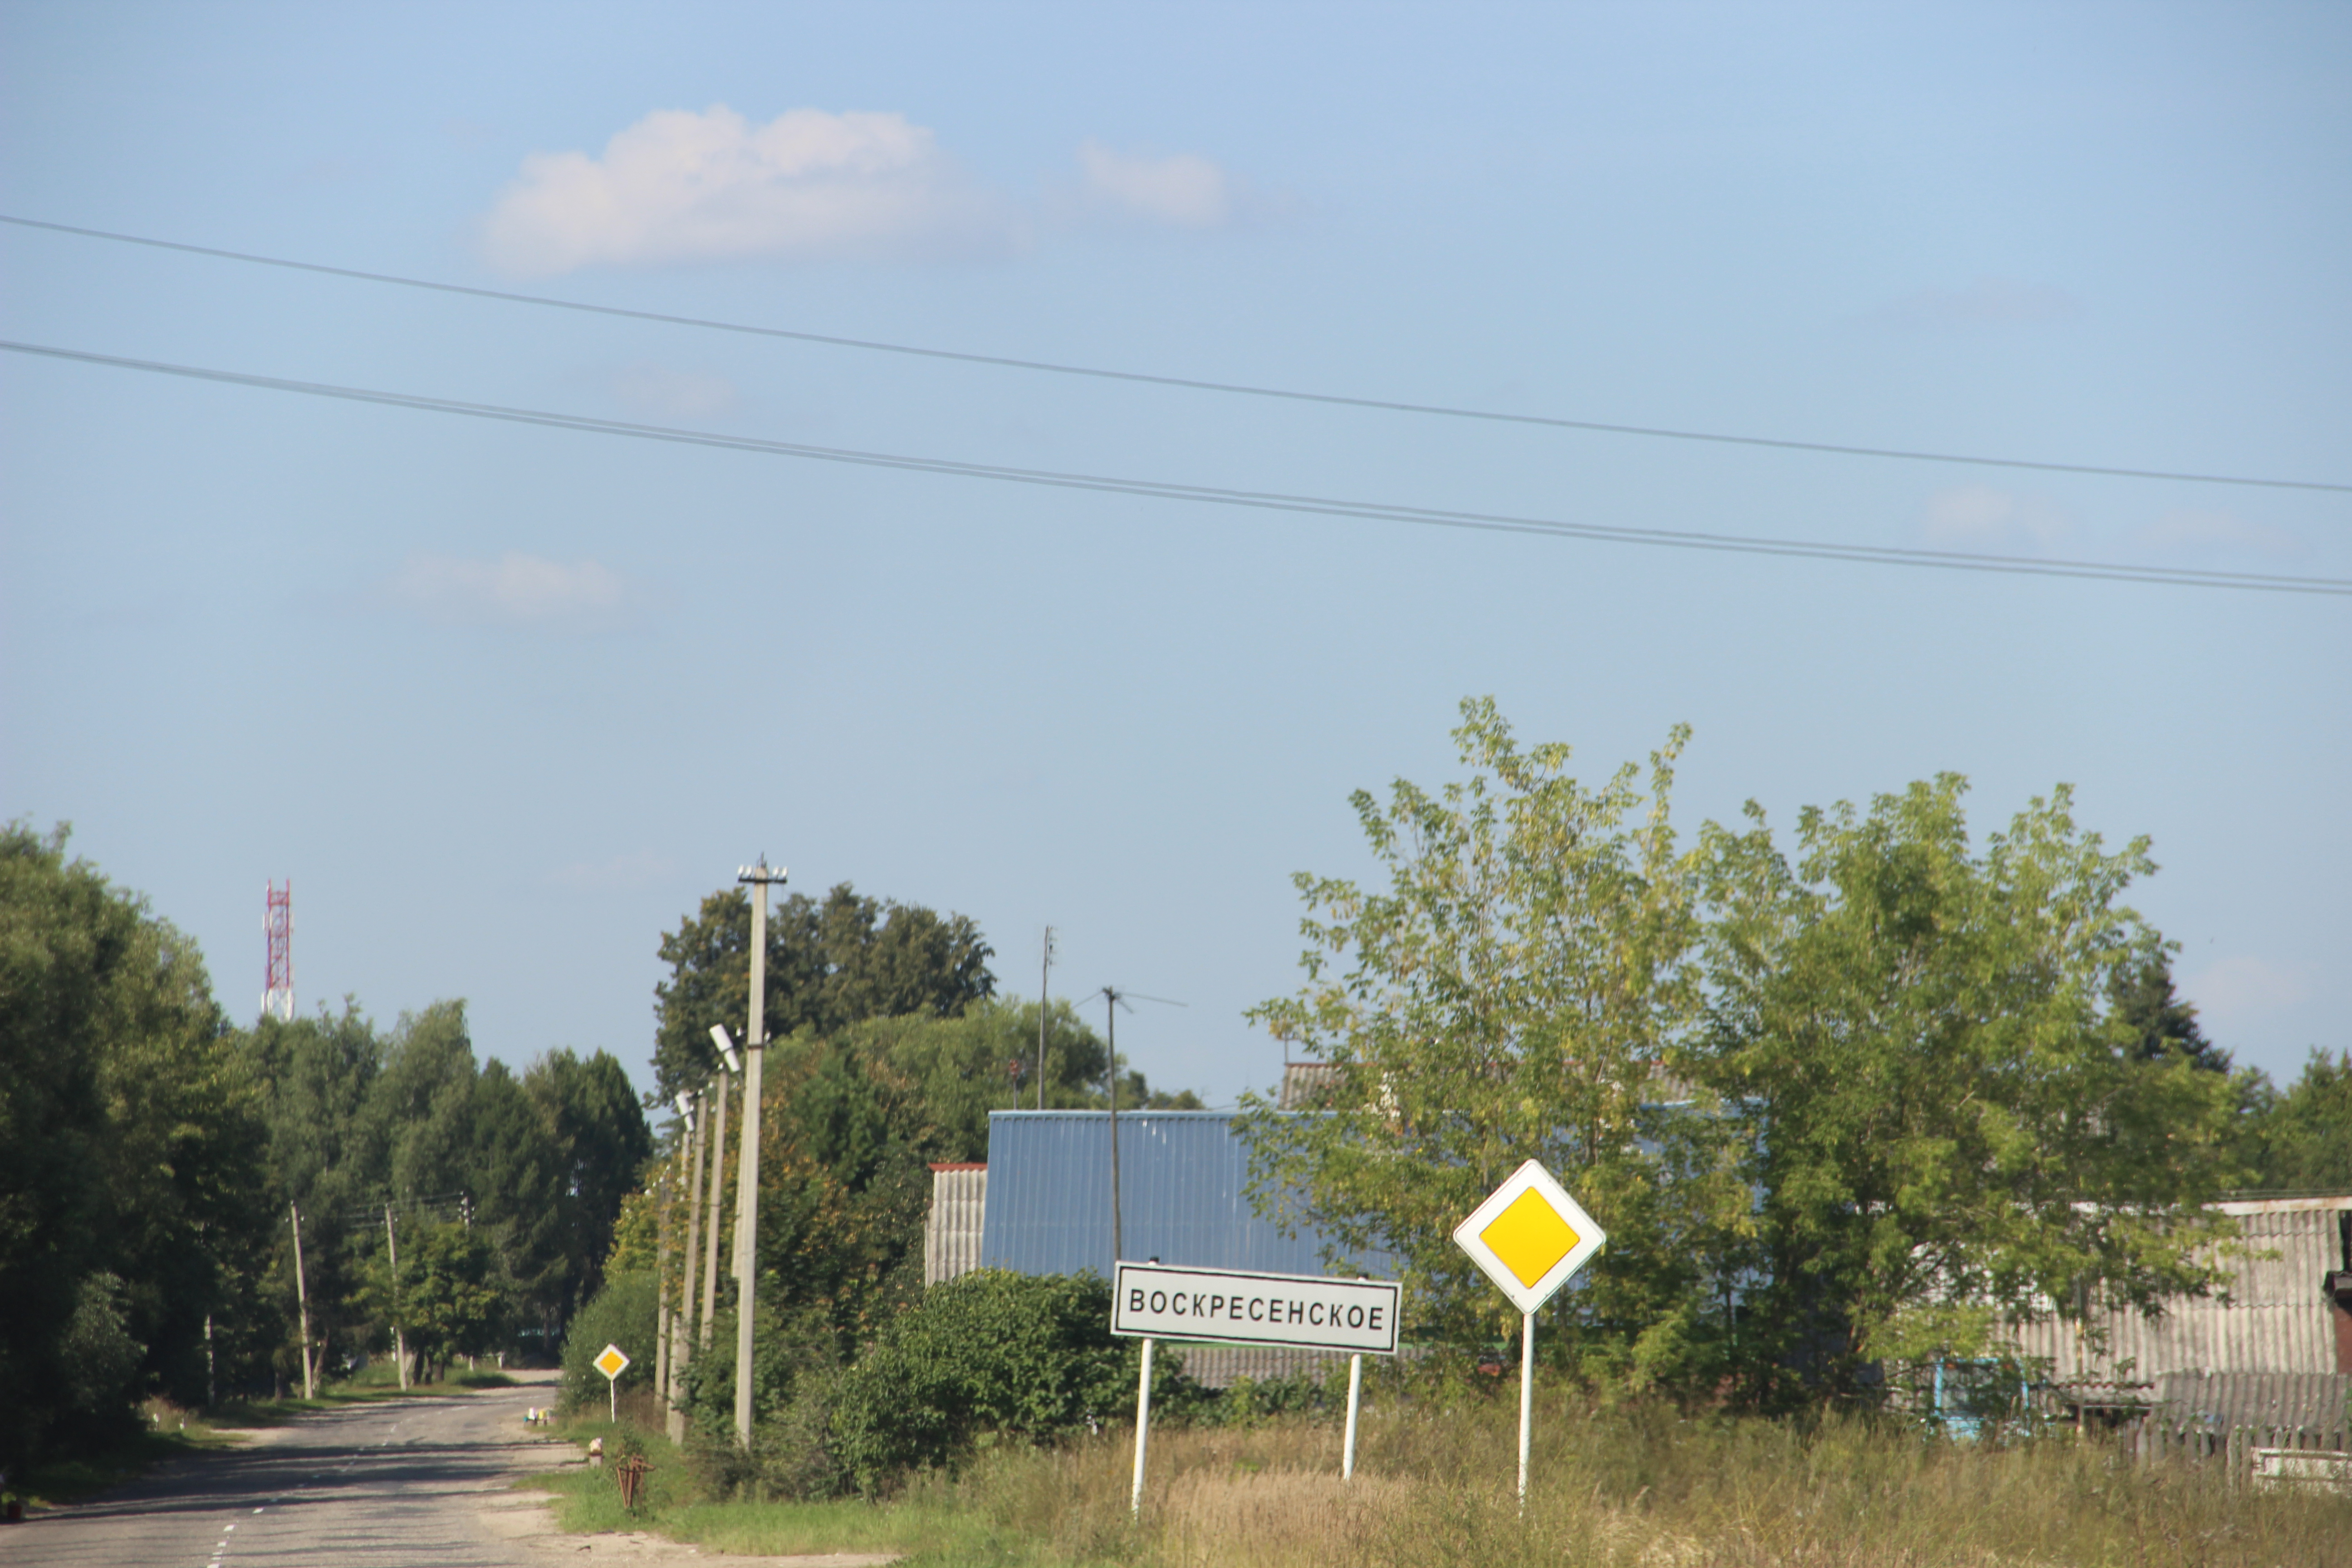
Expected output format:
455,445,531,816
2107,952,2229,1073
1239,706,2247,1401
651,882,995,1097
1235,701,1751,1379
2244,1050,2352,1191
1699,779,2242,1393
239,1000,650,1376
0,823,272,1465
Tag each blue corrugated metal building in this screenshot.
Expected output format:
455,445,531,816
976,1110,1382,1279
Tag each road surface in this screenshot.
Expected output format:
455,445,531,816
6,1376,573,1568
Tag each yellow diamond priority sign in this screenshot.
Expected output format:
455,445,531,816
1453,1159,1606,1314
594,1343,631,1381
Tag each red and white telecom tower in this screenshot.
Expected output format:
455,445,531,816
263,880,294,1022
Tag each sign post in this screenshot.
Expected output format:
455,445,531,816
1112,1262,1402,1509
1451,1160,1605,1509
594,1343,632,1423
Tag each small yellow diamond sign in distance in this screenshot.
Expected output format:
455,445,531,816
594,1344,631,1381
1481,1189,1579,1288
1452,1159,1607,1315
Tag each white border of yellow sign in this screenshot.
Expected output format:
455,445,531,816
1450,1158,1606,1315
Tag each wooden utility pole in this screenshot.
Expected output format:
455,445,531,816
290,1202,315,1399
1106,989,1122,1265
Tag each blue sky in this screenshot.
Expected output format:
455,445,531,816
4,1,2346,1105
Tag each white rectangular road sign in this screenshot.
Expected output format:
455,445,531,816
1112,1262,1401,1355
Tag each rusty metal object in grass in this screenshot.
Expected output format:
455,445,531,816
614,1454,652,1511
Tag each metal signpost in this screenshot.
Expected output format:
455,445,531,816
594,1343,632,1422
1451,1160,1606,1509
1111,1262,1403,1511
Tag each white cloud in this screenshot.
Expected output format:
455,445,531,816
2132,508,2303,560
1919,485,2071,552
606,363,740,422
390,551,634,629
479,105,1020,275
1869,278,2083,330
1077,141,1239,228
2183,956,2315,1029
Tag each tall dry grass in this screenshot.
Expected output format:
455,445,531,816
923,1387,2351,1568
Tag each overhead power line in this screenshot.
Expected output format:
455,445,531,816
4,211,2345,497
4,337,2346,598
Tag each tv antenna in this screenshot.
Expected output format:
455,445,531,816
1096,984,1185,1266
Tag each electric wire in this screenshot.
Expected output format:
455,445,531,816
5,337,2346,597
4,211,2344,497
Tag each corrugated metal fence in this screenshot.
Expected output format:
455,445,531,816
2008,1206,2349,1380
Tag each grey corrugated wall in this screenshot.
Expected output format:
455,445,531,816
2006,1205,2349,1379
923,1166,988,1285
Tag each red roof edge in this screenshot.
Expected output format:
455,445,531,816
928,1161,987,1172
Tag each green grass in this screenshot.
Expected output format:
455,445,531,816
10,1399,250,1509
527,1388,2352,1568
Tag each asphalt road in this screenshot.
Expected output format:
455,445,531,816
5,1376,573,1568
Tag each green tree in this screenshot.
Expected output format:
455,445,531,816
651,882,995,1097
849,997,1111,1161
0,823,273,1461
523,1047,653,1324
2245,1049,2352,1191
827,1270,1151,1495
369,1001,482,1204
388,1220,508,1374
1236,701,1751,1384
239,1003,389,1385
1698,776,2242,1393
2108,952,2229,1072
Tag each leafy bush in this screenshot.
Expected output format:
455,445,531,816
677,1297,847,1499
560,1270,657,1413
828,1270,1169,1494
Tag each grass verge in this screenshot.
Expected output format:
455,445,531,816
532,1387,2352,1568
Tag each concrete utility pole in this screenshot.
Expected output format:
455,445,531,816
384,1203,408,1391
700,1061,730,1349
734,857,785,1449
290,1203,315,1400
669,1091,702,1442
653,1165,672,1420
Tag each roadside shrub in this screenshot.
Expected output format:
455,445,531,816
679,1298,847,1499
828,1269,1174,1494
559,1270,657,1414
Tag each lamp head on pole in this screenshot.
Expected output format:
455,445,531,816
710,1024,743,1075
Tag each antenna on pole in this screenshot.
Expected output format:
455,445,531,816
1036,927,1056,1110
263,880,294,1022
1095,985,1185,1270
